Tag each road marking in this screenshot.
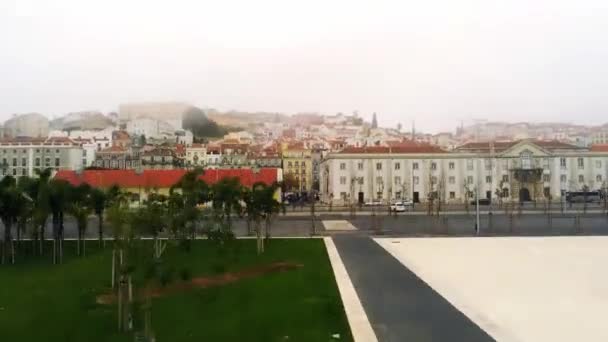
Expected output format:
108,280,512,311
323,220,357,231
324,237,378,342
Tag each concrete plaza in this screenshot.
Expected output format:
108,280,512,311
333,235,608,341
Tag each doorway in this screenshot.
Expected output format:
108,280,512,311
413,191,420,203
358,192,364,204
519,188,531,202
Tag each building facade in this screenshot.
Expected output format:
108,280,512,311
282,147,312,192
93,146,140,169
0,137,84,178
320,141,608,205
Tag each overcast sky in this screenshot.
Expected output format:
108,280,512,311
1,0,608,132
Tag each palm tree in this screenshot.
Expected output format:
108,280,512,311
91,188,107,247
48,179,71,264
248,182,281,254
0,176,24,264
211,177,243,232
68,183,93,256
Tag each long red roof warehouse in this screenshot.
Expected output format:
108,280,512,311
54,168,280,188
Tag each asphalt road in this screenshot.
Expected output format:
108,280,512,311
333,235,495,342
1,212,608,239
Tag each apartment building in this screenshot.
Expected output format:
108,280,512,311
0,137,84,178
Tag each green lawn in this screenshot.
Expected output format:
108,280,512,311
0,239,352,342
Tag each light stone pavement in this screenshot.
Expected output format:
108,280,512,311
375,236,608,342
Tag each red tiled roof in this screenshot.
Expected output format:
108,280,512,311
54,168,279,189
457,140,581,152
590,144,608,152
98,146,127,153
338,144,445,154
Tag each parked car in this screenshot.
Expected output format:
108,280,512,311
470,198,491,205
390,199,414,212
364,199,384,206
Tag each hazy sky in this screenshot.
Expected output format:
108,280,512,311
2,0,608,132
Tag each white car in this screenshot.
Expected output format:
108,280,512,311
364,199,384,206
390,200,413,212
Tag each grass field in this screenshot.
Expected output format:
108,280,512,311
0,239,352,342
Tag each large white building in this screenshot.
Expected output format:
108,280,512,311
126,117,176,140
0,137,84,178
320,140,608,205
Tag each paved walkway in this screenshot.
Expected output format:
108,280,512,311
332,235,495,342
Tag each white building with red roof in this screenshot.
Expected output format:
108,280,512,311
320,139,608,205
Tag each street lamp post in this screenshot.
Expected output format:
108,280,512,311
475,158,481,235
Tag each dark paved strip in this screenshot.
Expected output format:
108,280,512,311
333,236,495,342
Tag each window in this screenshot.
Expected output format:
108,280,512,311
339,162,346,170
448,176,455,184
82,150,87,157
521,152,532,169
578,158,584,169
579,175,585,183
466,159,474,170
595,160,602,168
543,174,550,182
376,162,382,170
340,192,347,200
560,158,566,168
467,176,474,184
22,158,26,166
301,161,306,167
502,174,509,183
412,162,419,170
394,176,401,185
357,162,363,170
395,191,402,199
339,176,347,185
295,161,299,167
55,149,60,154
431,162,437,170
35,158,40,167
449,191,455,199
502,188,509,198
597,175,603,182
542,158,550,169
21,168,26,176
560,175,567,183
394,162,400,170
449,162,455,170
484,159,492,170
413,176,419,184
12,158,17,166
12,169,16,176
36,149,40,153
22,149,26,154
288,161,292,168
485,176,492,184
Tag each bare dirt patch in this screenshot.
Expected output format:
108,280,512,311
97,262,302,304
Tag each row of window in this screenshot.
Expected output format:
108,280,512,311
287,161,307,168
1,157,60,167
1,148,62,154
339,158,603,171
338,174,603,186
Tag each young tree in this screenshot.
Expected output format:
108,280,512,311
67,183,93,256
48,179,71,264
91,188,107,247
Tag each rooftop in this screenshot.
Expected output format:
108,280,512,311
54,168,279,188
